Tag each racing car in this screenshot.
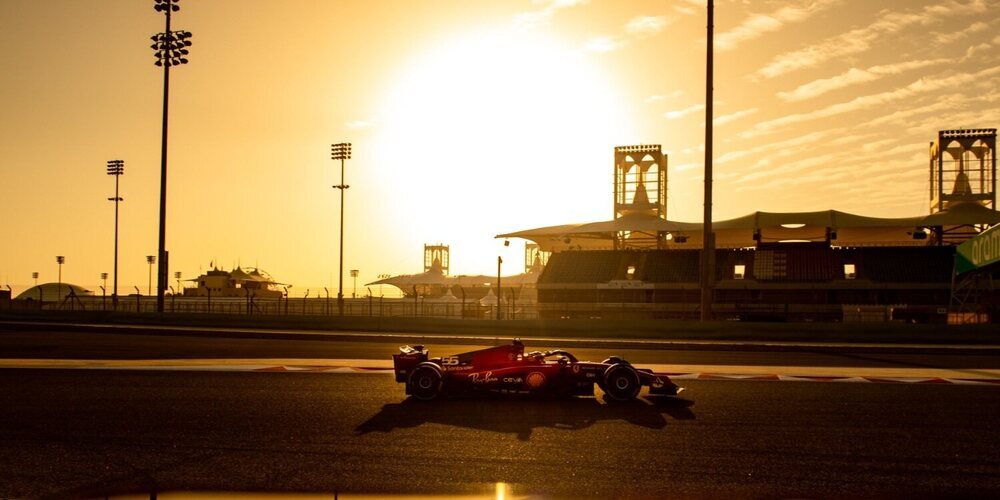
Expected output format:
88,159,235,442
392,339,682,401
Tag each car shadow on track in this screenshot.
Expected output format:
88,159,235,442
356,395,695,440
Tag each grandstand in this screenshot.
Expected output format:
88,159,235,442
501,129,999,323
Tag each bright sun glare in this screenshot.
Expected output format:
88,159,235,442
373,29,635,268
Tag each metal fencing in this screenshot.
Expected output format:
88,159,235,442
8,294,539,320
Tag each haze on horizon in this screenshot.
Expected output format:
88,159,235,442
1,0,997,295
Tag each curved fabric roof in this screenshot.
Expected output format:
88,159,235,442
497,204,1000,251
15,283,93,300
366,269,539,294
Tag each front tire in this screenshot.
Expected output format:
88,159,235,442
407,362,443,401
602,363,641,401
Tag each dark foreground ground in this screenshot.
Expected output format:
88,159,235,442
2,370,999,499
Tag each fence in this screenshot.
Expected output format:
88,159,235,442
8,294,539,320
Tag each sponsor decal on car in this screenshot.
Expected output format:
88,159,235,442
526,371,546,389
572,365,581,374
443,365,473,371
470,371,499,384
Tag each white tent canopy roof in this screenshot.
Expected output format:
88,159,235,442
497,204,1000,251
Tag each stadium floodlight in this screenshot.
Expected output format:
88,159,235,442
146,255,156,296
107,159,124,308
151,0,193,313
56,256,65,302
331,142,353,315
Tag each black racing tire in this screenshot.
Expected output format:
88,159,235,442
602,363,641,401
407,362,444,401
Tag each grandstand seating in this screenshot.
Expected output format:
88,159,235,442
539,250,621,283
538,246,956,285
853,246,955,283
536,245,958,322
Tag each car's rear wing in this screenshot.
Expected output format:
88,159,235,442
392,345,428,382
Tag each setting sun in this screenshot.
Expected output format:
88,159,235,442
372,28,635,273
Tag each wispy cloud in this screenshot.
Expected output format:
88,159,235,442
714,107,759,126
743,65,1000,137
932,20,990,45
584,14,673,53
645,90,683,103
513,0,589,30
345,120,374,130
583,36,625,53
625,16,669,37
755,0,989,79
665,104,705,120
777,59,950,102
717,0,842,51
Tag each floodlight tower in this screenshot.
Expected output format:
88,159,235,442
424,244,450,274
331,142,352,316
151,0,193,312
613,144,667,249
56,256,65,301
106,159,124,307
524,243,549,274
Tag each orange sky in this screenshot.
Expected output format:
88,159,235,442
1,0,997,296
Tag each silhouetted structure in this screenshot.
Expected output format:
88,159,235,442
499,130,1000,323
183,267,283,299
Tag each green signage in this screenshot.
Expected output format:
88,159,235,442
956,223,1000,274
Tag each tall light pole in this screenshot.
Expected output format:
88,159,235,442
146,255,156,295
151,0,192,313
700,0,715,322
331,142,352,316
106,159,124,308
100,272,108,310
56,256,64,301
32,272,38,286
496,256,502,320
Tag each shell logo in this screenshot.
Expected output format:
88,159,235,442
526,372,546,389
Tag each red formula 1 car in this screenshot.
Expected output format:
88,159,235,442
392,339,682,401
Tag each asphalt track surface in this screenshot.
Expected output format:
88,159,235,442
2,325,1000,498
2,369,1000,499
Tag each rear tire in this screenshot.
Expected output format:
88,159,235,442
602,363,641,401
407,362,443,401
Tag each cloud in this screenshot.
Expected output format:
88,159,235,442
645,90,683,103
513,0,589,30
777,59,950,102
716,0,842,51
742,65,1000,137
933,20,990,45
345,120,374,130
673,4,696,16
665,104,705,120
583,36,626,53
673,162,700,172
964,42,993,59
755,0,989,79
625,16,670,37
585,14,673,53
714,107,758,126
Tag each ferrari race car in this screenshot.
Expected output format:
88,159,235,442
392,339,682,401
